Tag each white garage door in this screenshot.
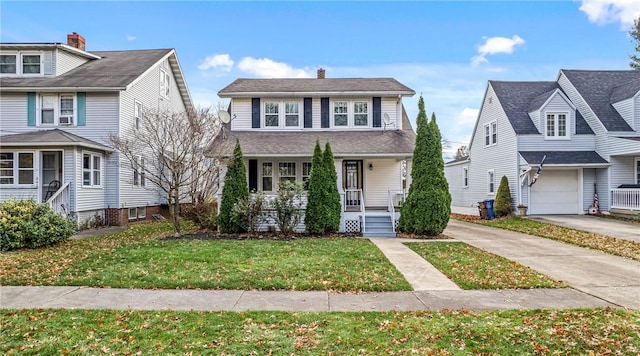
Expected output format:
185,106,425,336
530,170,579,214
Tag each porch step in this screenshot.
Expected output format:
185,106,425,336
362,215,395,238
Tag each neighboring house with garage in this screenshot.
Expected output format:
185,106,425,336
445,69,640,216
213,69,416,236
0,33,193,226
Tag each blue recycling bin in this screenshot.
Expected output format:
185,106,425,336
485,199,495,219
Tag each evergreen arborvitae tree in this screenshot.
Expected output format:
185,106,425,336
323,141,341,233
305,139,326,235
399,97,451,236
494,175,513,217
218,139,249,233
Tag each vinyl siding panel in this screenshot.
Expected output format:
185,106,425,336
445,162,470,207
636,95,640,132
542,93,577,136
363,159,401,207
459,85,519,209
312,98,322,128
55,49,89,76
517,134,596,151
63,148,77,213
610,156,635,188
582,168,596,211
75,148,106,211
231,98,252,130
596,168,610,211
381,97,401,129
612,98,634,130
0,187,37,201
0,94,27,131
528,111,541,132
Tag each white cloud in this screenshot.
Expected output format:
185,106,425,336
198,54,234,72
126,34,136,41
456,108,480,126
579,0,640,29
472,35,525,66
237,57,313,78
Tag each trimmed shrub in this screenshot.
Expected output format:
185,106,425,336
494,175,513,217
182,200,218,230
218,139,249,233
233,191,267,234
323,141,341,233
304,139,326,235
273,181,305,236
0,199,75,251
399,97,451,236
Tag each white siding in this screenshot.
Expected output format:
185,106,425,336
445,162,470,207
528,111,541,132
596,168,610,211
609,156,635,188
364,159,402,207
0,187,38,202
457,84,519,208
541,93,577,136
636,95,640,132
75,148,106,211
518,134,595,151
231,98,252,130
381,97,401,129
612,98,634,131
63,149,77,213
583,168,596,211
55,49,89,76
0,94,26,132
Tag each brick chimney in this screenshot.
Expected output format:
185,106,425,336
317,68,325,79
67,32,86,51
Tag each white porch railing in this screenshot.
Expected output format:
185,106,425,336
387,190,407,232
343,189,365,232
611,188,640,210
47,181,71,217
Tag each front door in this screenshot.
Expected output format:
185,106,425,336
343,160,363,209
41,151,62,202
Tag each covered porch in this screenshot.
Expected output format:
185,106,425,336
609,153,640,214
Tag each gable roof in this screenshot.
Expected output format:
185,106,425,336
209,107,416,158
560,69,640,132
519,151,608,165
490,80,594,135
0,129,113,152
610,79,640,103
218,78,416,97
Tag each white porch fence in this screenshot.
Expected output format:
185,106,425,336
611,188,640,210
387,190,407,232
342,189,365,231
46,182,71,217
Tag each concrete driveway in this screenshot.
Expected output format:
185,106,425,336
526,215,639,242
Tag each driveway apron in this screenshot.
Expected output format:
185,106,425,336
445,220,640,309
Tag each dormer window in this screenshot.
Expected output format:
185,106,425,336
22,55,41,74
262,100,302,128
0,52,44,75
331,100,371,128
0,55,17,74
546,113,568,139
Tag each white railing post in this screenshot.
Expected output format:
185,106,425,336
611,188,640,210
47,182,70,217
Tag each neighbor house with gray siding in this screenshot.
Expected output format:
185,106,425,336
445,69,640,216
213,69,416,236
0,33,193,226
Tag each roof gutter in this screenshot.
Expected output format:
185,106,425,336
526,163,611,168
219,91,416,98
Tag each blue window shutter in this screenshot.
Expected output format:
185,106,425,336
373,97,381,128
77,92,86,126
251,98,260,128
321,97,329,128
27,92,36,126
304,97,312,128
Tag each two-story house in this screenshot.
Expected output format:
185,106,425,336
0,33,193,226
445,69,640,216
213,69,416,236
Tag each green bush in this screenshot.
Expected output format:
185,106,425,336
304,139,326,235
494,175,513,217
182,200,218,230
273,181,305,236
233,191,267,234
218,139,249,233
0,199,76,251
323,142,341,233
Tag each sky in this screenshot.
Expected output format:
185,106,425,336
1,0,639,158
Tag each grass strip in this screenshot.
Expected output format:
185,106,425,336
406,241,565,289
453,214,640,262
2,308,638,355
53,237,410,292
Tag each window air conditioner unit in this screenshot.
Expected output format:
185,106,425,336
59,116,73,125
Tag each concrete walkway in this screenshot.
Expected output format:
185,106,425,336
445,219,640,309
526,214,640,242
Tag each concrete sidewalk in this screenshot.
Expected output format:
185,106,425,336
445,219,640,309
526,215,640,242
0,286,614,312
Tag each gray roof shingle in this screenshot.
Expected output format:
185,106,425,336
218,78,416,96
519,151,608,165
209,108,415,158
0,49,172,89
561,70,640,132
490,80,594,135
0,129,113,151
610,79,640,103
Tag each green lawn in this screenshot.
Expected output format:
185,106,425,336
453,214,640,262
2,308,638,355
406,241,565,289
53,237,411,292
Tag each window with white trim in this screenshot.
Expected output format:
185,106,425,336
133,156,145,186
302,162,312,190
278,162,296,184
463,167,468,188
22,54,41,74
285,102,299,127
39,93,75,126
0,152,34,185
0,54,17,74
128,207,147,220
487,170,495,194
134,101,142,129
333,101,348,126
546,113,568,139
484,121,497,146
128,207,137,220
262,162,273,191
82,153,102,187
159,69,170,98
264,102,279,127
353,101,369,126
